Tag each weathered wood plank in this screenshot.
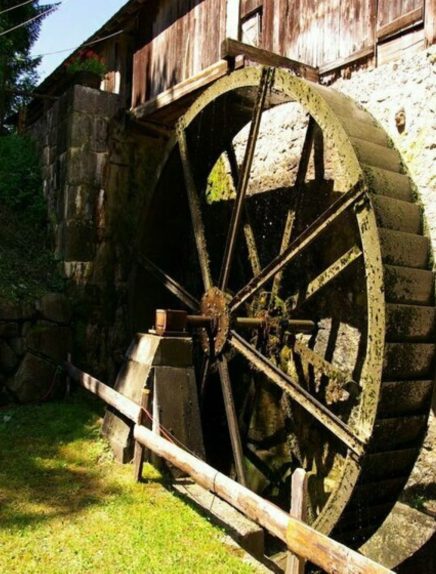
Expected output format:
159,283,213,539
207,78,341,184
241,0,263,18
377,0,423,28
425,0,436,44
377,6,423,39
319,46,374,75
286,469,308,574
133,388,151,482
131,60,229,120
221,37,319,80
377,27,425,64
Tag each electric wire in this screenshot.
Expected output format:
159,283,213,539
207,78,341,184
0,2,59,37
0,0,36,17
33,28,124,58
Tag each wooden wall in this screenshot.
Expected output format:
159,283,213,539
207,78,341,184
130,0,435,110
262,0,375,68
377,0,423,28
132,0,227,107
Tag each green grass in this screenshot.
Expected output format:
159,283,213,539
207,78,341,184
0,393,257,574
0,206,64,302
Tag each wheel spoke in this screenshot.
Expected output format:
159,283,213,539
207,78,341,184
271,117,315,299
226,145,262,277
176,121,213,291
230,182,366,312
137,254,200,312
199,356,210,399
228,330,366,457
314,122,325,181
217,356,247,485
293,339,361,400
219,67,274,291
296,245,363,307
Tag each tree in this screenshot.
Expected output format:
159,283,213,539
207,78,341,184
0,1,58,132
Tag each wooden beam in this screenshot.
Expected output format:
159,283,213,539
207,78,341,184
226,0,241,39
377,7,423,40
133,425,392,574
286,469,308,574
133,389,151,482
377,28,425,66
67,361,394,574
130,60,229,120
221,38,319,82
319,46,374,76
425,0,436,46
64,363,141,423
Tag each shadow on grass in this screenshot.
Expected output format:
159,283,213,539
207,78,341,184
0,390,124,531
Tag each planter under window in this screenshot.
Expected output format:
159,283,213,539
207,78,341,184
72,70,102,89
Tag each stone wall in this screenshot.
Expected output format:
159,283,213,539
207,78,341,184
0,294,72,404
29,84,122,280
28,83,166,384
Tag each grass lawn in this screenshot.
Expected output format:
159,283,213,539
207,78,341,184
0,392,258,574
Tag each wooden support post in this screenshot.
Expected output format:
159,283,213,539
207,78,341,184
133,389,151,482
425,0,436,46
286,469,308,574
66,362,394,574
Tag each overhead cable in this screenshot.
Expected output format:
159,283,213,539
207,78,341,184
34,28,125,58
0,0,35,16
0,2,59,37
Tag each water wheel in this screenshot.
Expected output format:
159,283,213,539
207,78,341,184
132,67,435,546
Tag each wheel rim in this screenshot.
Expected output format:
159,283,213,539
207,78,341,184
132,68,433,544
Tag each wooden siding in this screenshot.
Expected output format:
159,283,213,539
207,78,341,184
262,0,376,69
377,0,423,28
128,0,434,114
132,0,226,107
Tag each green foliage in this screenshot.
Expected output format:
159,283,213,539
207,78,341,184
65,49,107,77
0,133,45,223
0,392,257,574
0,204,65,302
0,1,58,131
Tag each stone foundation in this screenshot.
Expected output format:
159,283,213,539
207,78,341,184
0,293,72,404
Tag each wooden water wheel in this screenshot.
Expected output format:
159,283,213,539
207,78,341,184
132,68,435,547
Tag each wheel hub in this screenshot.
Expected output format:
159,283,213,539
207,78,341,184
200,287,230,356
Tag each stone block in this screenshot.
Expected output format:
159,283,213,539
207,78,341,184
26,322,71,363
94,152,108,187
361,502,436,571
56,119,69,153
70,112,92,148
36,293,72,324
9,337,25,357
0,341,19,374
7,352,60,403
92,116,109,152
64,184,96,220
72,85,100,114
0,300,21,321
62,220,96,261
67,147,96,186
0,323,20,338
